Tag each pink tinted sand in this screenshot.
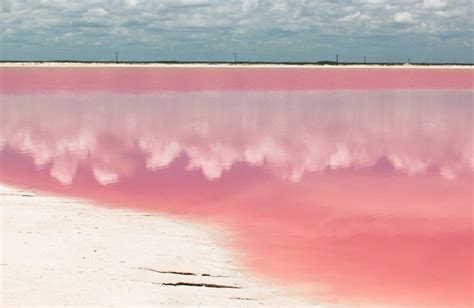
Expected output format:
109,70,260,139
0,66,473,93
0,68,473,306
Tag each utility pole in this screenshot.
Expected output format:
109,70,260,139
364,56,366,64
336,53,339,65
234,53,237,64
115,51,118,64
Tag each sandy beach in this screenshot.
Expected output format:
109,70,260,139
0,184,316,306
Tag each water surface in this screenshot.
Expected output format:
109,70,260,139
1,67,472,307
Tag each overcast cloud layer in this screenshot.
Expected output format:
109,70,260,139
1,0,473,62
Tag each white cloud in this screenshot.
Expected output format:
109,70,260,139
1,0,472,61
3,27,14,35
84,7,108,17
394,11,414,23
423,0,448,8
126,0,138,7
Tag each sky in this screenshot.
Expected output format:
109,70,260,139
1,0,473,63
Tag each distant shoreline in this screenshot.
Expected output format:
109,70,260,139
2,63,472,93
0,61,473,69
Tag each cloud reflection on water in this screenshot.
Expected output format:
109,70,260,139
1,90,472,185
0,89,472,307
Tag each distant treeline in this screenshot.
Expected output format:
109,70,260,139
1,60,472,66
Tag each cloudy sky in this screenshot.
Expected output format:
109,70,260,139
1,0,473,62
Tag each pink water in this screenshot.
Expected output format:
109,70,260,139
1,67,472,93
0,68,472,306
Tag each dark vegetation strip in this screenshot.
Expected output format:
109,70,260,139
1,60,472,66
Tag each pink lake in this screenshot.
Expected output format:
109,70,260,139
0,67,473,307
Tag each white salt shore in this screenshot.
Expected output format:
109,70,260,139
0,185,318,306
0,62,472,69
